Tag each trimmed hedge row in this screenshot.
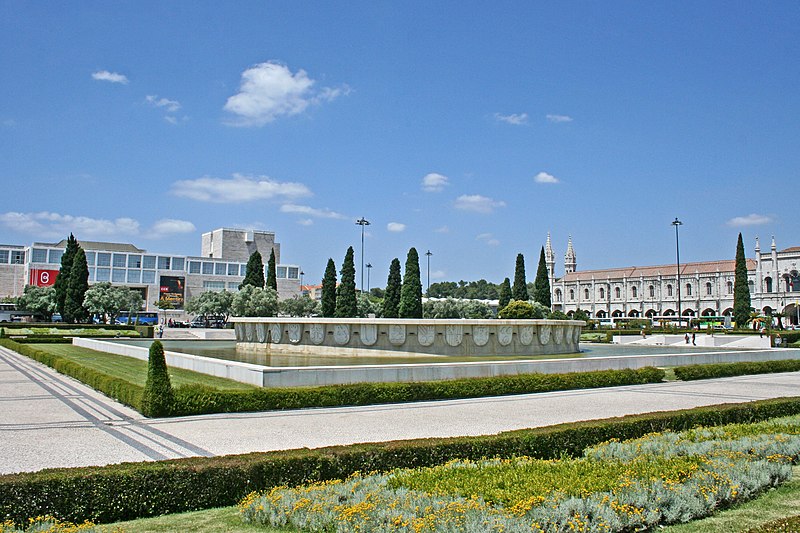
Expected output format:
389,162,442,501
2,396,800,525
673,359,800,381
0,338,665,417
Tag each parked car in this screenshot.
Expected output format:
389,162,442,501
190,316,226,328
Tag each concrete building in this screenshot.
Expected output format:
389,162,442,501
1,228,301,314
546,234,800,326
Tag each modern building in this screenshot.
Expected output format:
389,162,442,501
0,228,302,315
545,234,800,326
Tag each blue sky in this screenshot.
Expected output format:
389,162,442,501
1,1,798,286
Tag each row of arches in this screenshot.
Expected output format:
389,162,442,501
554,280,745,303
572,305,798,325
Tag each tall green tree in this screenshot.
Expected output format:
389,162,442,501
383,258,402,318
141,340,173,417
266,248,278,291
533,246,552,308
335,246,358,317
399,248,423,318
53,233,79,318
240,250,265,289
512,253,529,302
83,282,142,324
64,247,90,323
230,286,277,317
733,232,752,328
498,277,512,311
321,258,337,317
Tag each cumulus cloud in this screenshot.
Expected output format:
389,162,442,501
146,95,181,113
727,213,773,227
150,219,195,237
0,211,139,239
223,61,348,126
387,222,406,232
280,204,346,219
494,112,528,125
172,173,311,203
92,70,129,84
546,114,573,123
534,171,560,184
454,194,506,214
421,172,450,192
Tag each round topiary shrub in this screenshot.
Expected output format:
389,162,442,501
498,300,535,319
141,340,174,417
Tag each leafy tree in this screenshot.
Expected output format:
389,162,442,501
383,258,402,318
573,308,590,323
53,233,79,319
154,298,175,310
549,310,569,320
533,246,551,308
266,248,278,291
369,287,385,299
498,277,512,310
423,298,493,319
335,247,357,318
399,248,423,318
186,290,235,322
240,250,265,289
279,295,320,317
140,340,173,417
321,258,337,317
83,282,143,324
512,253,529,302
733,232,752,328
357,293,383,318
498,300,535,319
230,285,277,317
64,247,89,323
16,285,56,320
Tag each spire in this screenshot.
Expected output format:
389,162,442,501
771,235,776,250
564,236,576,274
755,236,760,252
545,232,556,280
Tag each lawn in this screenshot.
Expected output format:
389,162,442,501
30,343,255,391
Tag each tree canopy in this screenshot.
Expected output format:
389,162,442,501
533,246,551,308
399,248,423,318
733,232,751,328
240,250,265,289
266,248,278,291
54,233,79,319
335,247,358,318
83,282,143,324
187,290,235,320
512,253,529,302
321,258,337,317
16,285,56,320
65,247,89,323
382,258,402,318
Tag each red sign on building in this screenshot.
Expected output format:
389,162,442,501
30,269,60,287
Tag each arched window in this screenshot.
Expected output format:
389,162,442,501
599,287,605,299
555,289,562,302
706,282,712,295
584,288,590,300
686,283,692,296
727,281,733,294
569,289,575,301
748,280,754,293
614,287,621,299
649,285,655,298
631,286,638,298
667,284,673,297
765,277,773,293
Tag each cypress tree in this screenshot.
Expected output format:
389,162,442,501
533,246,552,308
335,247,358,317
399,248,423,318
383,258,402,318
141,340,173,417
321,258,337,317
266,248,278,291
54,233,79,318
240,250,265,289
512,253,529,302
64,247,89,323
733,232,751,329
498,277,512,311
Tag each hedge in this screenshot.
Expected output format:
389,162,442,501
673,359,800,381
0,338,664,417
2,396,800,525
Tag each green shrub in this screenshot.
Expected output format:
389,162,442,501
498,300,535,319
140,341,173,417
674,360,800,381
2,397,800,525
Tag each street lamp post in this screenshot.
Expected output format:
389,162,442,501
425,250,433,294
355,217,370,294
366,263,372,293
672,218,683,327
299,270,304,295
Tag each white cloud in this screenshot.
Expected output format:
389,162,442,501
387,222,406,232
223,61,348,126
280,204,346,219
150,219,195,237
534,171,560,184
454,194,506,214
0,211,139,239
546,114,573,123
146,95,181,113
92,70,129,84
476,233,500,246
172,173,312,203
435,225,450,234
727,213,773,227
421,172,450,192
494,112,528,125
297,218,314,226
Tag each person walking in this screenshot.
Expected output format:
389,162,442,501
691,332,696,346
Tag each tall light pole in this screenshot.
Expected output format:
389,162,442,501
425,250,433,295
366,263,372,293
299,270,304,295
672,218,683,327
355,217,370,293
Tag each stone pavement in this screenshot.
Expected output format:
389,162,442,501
2,344,800,475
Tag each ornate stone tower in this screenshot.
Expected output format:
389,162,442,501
545,232,556,282
565,236,577,274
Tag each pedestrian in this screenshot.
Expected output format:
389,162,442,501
684,333,690,344
691,332,696,346
157,324,164,338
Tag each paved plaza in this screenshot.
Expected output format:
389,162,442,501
2,344,800,475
